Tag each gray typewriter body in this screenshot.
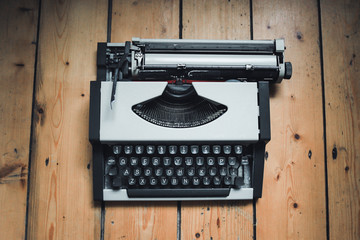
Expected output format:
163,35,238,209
89,38,292,201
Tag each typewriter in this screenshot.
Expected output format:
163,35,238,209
89,38,292,201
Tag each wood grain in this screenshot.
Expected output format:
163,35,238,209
111,0,180,42
321,0,360,239
26,0,107,239
0,0,38,239
181,1,253,239
104,1,180,240
253,0,327,239
183,0,250,40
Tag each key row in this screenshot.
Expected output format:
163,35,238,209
106,156,249,167
111,144,243,155
112,176,237,188
106,166,242,178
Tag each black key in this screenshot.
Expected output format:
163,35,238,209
133,168,141,177
150,177,157,186
158,145,166,154
108,166,118,176
169,145,177,154
128,177,136,185
182,177,190,186
228,157,237,166
141,157,150,166
165,168,174,177
223,145,231,154
224,176,232,185
127,188,230,198
213,176,221,185
241,156,249,165
155,168,163,177
213,145,221,154
124,145,133,154
190,145,199,154
217,157,226,166
119,157,127,166
112,177,122,188
196,157,204,166
130,157,139,166
187,167,195,176
185,157,193,166
203,177,211,185
144,167,152,176
163,157,171,166
207,157,215,166
139,177,146,186
202,145,210,154
234,145,243,154
170,177,179,186
174,157,182,166
152,157,160,166
229,168,237,176
106,157,116,166
234,177,243,189
193,177,200,186
113,145,121,155
160,177,168,186
198,167,206,176
176,167,184,177
209,167,217,176
146,145,155,154
135,145,144,154
122,167,131,176
180,145,188,154
219,167,227,176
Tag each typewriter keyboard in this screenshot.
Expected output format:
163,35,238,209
103,144,252,197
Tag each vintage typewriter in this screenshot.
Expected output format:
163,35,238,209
89,38,292,201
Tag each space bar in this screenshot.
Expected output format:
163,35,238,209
127,188,230,198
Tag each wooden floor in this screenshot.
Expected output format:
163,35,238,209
0,0,359,239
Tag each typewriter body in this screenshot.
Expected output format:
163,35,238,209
89,38,292,201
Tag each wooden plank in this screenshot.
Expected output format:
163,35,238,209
111,0,180,41
0,0,38,239
181,1,253,239
253,0,327,239
104,1,180,240
320,0,360,239
183,0,250,40
26,0,107,239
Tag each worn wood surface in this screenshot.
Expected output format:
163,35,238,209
253,0,327,239
0,0,358,239
0,0,38,239
321,0,360,239
104,1,180,240
26,0,107,239
181,1,253,239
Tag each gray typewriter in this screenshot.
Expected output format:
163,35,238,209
89,38,292,201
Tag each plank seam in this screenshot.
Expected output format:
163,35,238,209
316,0,330,239
100,202,105,240
179,0,183,39
249,0,253,40
107,0,113,42
24,0,42,239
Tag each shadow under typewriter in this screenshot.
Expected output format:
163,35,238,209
132,84,228,128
